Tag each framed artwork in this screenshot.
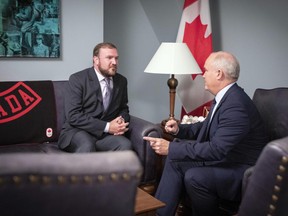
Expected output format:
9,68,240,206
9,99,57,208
0,0,60,58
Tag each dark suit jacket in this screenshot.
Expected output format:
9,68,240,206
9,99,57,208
58,67,129,149
170,83,268,166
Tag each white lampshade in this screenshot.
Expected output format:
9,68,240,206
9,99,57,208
144,42,202,75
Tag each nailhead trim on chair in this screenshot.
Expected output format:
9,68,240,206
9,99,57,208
0,171,142,186
267,156,288,216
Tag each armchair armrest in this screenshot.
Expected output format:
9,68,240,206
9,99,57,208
242,166,254,195
128,115,162,187
0,151,142,216
238,137,288,216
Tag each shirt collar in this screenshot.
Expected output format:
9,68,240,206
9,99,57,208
215,82,236,104
94,68,112,82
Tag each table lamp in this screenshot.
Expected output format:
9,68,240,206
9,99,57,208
144,42,201,125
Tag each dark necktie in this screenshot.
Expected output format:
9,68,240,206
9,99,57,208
103,78,111,110
205,99,217,140
208,99,217,123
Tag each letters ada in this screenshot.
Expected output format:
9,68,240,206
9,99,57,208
0,82,42,124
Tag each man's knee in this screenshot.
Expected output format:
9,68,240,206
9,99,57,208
115,137,132,150
74,142,96,152
69,131,96,153
95,135,132,151
184,167,214,191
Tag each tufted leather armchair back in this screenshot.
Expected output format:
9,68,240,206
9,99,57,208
238,88,288,215
252,87,288,141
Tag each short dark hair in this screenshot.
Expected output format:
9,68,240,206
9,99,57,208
93,42,117,57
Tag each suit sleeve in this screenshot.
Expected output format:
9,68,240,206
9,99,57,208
117,76,130,122
169,99,251,162
64,73,106,137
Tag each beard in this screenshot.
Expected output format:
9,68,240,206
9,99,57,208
98,63,117,77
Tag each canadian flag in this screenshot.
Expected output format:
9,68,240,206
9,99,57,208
176,0,214,118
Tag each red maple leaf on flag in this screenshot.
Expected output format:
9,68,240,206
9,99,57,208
183,15,213,79
176,0,214,118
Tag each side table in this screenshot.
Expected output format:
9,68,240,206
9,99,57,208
135,188,165,216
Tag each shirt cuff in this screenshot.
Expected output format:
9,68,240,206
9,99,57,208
104,122,110,133
172,127,179,135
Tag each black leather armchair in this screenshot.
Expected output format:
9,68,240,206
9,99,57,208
0,151,142,216
242,88,288,190
238,137,288,216
238,87,288,215
252,87,288,141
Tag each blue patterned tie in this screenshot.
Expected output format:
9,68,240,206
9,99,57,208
103,78,111,110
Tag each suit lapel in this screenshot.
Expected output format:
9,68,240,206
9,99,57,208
87,67,103,107
110,74,120,101
102,74,122,118
210,83,239,122
205,83,240,140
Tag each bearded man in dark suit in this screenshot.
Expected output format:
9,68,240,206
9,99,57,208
58,42,132,153
144,51,268,216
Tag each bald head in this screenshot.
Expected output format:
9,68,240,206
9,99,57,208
209,51,240,81
203,51,240,95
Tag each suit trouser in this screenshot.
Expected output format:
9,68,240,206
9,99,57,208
155,155,249,216
65,130,132,153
